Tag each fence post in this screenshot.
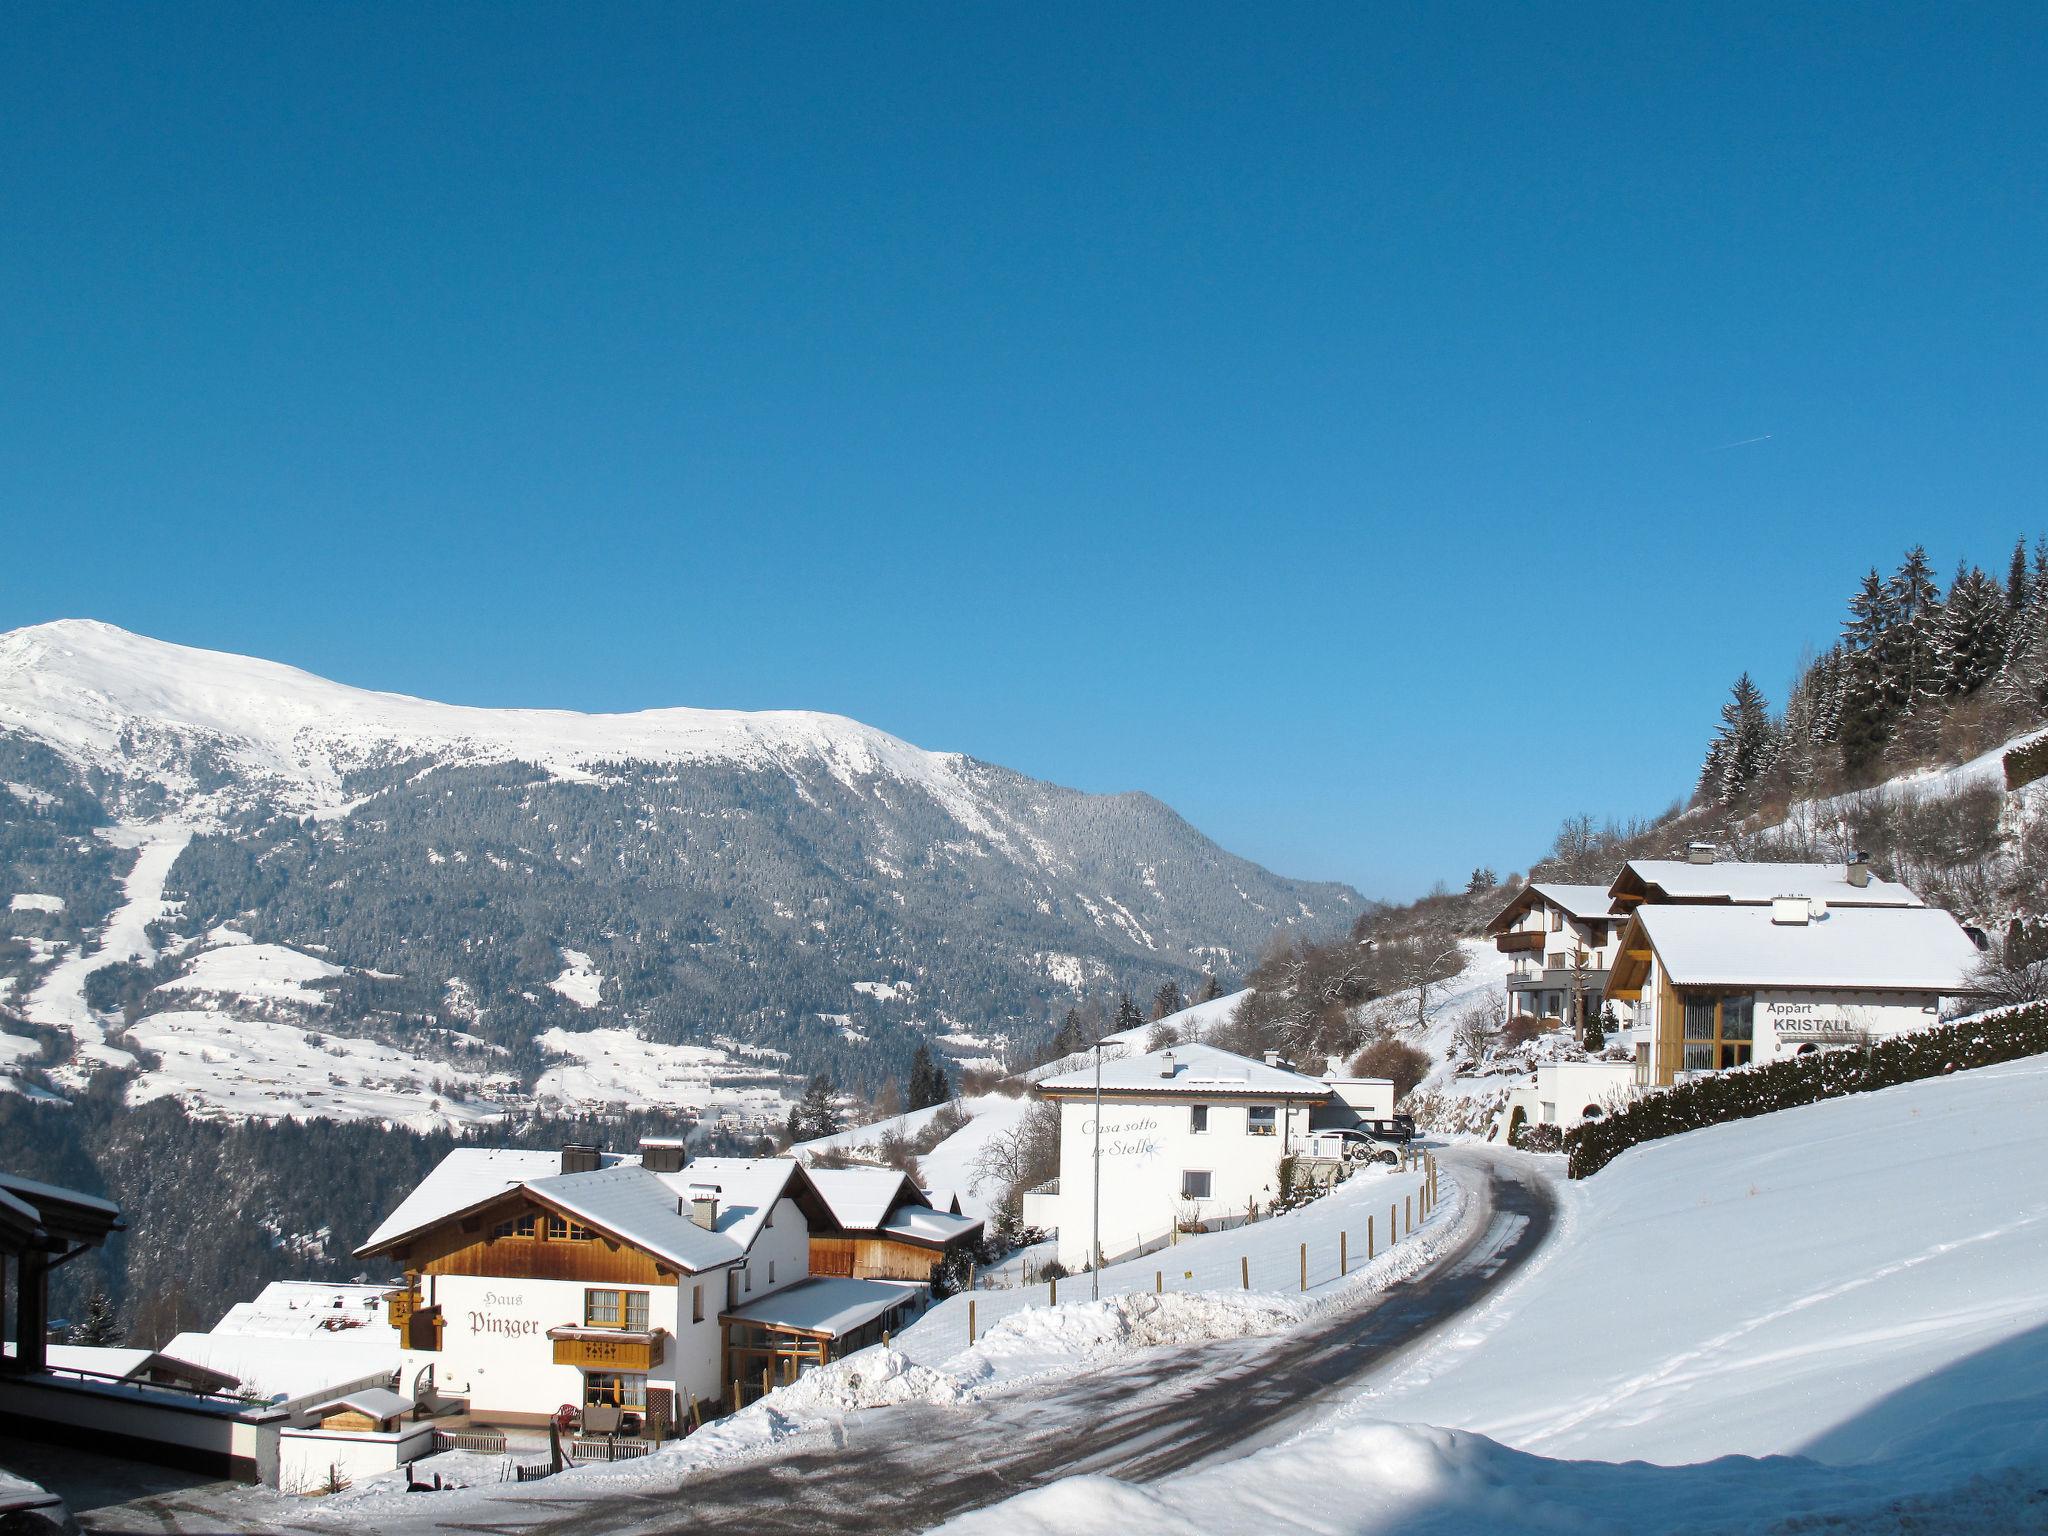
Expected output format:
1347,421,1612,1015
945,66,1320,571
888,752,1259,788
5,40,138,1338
1155,1269,1163,1294
761,1365,771,1401
688,1391,702,1430
1298,1242,1307,1293
968,1299,977,1345
1050,1274,1058,1307
1367,1214,1374,1259
1405,1193,1412,1235
732,1377,741,1412
1341,1230,1348,1275
1241,1254,1249,1290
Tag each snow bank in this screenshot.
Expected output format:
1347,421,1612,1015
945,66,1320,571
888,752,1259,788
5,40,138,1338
943,1056,2048,1535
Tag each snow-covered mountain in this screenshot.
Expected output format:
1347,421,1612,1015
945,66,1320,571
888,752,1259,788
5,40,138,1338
0,620,1363,1121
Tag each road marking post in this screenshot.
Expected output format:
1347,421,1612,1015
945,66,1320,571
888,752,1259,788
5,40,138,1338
1367,1214,1374,1259
1341,1230,1348,1274
968,1299,977,1345
1299,1242,1307,1293
1241,1254,1249,1289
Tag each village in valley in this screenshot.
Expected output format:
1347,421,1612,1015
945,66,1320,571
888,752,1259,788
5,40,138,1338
6,7,2048,1533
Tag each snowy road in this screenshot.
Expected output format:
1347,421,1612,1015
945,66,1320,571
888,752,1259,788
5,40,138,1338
504,1149,1553,1536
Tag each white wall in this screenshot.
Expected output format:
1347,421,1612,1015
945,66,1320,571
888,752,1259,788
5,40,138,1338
1757,989,1944,1058
277,1422,434,1495
1048,1095,1304,1269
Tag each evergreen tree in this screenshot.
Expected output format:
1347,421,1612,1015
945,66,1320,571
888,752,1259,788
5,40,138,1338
1149,980,1185,1021
70,1288,122,1347
905,1042,950,1111
1838,570,1893,776
1195,973,1224,1004
786,1073,841,1142
1114,993,1144,1035
1698,674,1778,805
1939,564,2007,697
1050,1008,1087,1057
2010,537,2031,614
1999,538,2048,716
1882,545,1943,716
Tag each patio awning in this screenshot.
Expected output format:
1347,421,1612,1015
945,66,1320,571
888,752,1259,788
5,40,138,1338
720,1277,917,1340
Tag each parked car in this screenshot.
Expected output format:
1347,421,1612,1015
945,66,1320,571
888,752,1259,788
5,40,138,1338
1299,1128,1402,1166
1360,1114,1418,1146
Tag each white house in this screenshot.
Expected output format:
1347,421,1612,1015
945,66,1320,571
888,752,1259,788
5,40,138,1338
354,1140,916,1432
1486,883,1630,1028
1606,898,1983,1087
1501,1060,1640,1135
1607,851,1925,910
1029,1043,1385,1270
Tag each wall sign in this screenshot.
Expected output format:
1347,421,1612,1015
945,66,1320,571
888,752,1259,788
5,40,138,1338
469,1291,542,1338
1079,1116,1163,1158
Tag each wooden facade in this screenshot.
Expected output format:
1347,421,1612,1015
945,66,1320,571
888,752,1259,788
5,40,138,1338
809,1234,946,1283
388,1192,683,1286
550,1332,667,1370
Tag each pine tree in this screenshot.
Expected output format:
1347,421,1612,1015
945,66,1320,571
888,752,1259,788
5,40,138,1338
1114,993,1144,1034
1050,1008,1087,1057
906,1043,950,1111
787,1073,841,1142
1999,538,2048,716
1149,981,1185,1021
1196,973,1224,1004
1939,564,2007,697
2010,537,2030,614
1882,545,1943,717
70,1288,122,1348
1698,673,1778,805
1838,570,1892,776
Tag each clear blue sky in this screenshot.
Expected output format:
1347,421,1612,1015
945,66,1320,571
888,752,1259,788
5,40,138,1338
5,5,2045,899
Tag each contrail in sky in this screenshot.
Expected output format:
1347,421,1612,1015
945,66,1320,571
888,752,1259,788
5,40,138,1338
1707,433,1774,452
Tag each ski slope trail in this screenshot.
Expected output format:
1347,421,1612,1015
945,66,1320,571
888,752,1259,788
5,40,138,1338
505,1151,1551,1536
22,822,191,1085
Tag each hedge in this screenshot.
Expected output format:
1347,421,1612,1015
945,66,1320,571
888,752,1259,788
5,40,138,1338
1565,1004,2048,1179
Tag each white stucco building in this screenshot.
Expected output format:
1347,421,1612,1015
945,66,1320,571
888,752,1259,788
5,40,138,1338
1486,883,1630,1029
1607,898,1983,1087
1029,1043,1389,1270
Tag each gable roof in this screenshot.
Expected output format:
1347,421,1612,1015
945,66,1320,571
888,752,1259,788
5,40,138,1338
807,1168,926,1232
356,1148,830,1270
1611,860,1924,909
1486,882,1619,934
0,1171,123,1252
1618,903,1982,992
1036,1042,1332,1099
309,1387,414,1421
879,1204,984,1247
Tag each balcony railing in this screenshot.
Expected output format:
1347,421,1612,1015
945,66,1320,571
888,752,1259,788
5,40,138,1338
547,1328,667,1371
1495,930,1545,954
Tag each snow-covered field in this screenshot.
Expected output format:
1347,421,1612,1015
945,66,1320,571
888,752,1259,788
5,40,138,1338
943,1055,2048,1534
531,1025,789,1121
124,1010,508,1131
793,1090,1038,1220
156,940,344,1007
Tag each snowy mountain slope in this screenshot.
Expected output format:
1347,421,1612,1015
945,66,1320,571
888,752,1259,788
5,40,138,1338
0,621,1362,1117
949,1055,2048,1534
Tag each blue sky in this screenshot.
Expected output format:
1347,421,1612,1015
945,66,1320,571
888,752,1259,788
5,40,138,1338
4,4,2045,899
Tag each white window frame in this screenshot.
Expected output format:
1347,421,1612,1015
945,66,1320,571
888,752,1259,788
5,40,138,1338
1181,1170,1212,1200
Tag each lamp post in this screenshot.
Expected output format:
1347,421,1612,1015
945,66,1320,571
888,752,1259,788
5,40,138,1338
1091,1037,1104,1299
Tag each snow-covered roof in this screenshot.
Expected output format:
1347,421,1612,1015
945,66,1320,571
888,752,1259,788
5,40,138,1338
358,1146,813,1270
1631,904,1981,991
1614,860,1924,908
162,1329,397,1402
807,1168,923,1232
526,1163,742,1273
309,1387,413,1421
721,1276,917,1338
879,1204,984,1246
1036,1042,1332,1099
0,1171,120,1217
11,1344,151,1379
1488,883,1618,932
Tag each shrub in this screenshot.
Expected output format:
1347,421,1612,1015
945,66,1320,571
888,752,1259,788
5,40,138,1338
1518,1124,1564,1154
1347,1038,1431,1100
1566,1004,2048,1178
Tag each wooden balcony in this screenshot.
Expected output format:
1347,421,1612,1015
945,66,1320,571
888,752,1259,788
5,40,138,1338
1495,930,1545,954
385,1286,422,1331
548,1328,667,1370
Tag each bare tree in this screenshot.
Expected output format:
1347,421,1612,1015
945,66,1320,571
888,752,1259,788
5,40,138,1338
1967,942,2048,1010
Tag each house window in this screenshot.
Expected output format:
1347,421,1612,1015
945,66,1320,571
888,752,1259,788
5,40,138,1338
692,1284,704,1324
583,1372,646,1409
1682,993,1756,1072
1189,1104,1209,1134
491,1212,538,1240
768,1260,776,1286
1246,1105,1276,1137
1181,1170,1212,1200
583,1289,649,1330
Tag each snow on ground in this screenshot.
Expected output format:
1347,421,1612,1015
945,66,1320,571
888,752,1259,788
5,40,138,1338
124,1010,507,1130
896,1159,1439,1365
270,1161,1447,1529
546,948,604,1008
156,941,343,1007
6,892,62,913
22,822,190,1086
532,1025,788,1121
943,1057,2048,1535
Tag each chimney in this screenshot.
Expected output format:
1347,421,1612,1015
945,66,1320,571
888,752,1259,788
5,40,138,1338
639,1137,688,1175
1159,1050,1176,1079
559,1142,602,1175
1770,895,1810,926
1263,1050,1289,1070
687,1184,721,1231
1846,850,1871,889
1686,841,1716,865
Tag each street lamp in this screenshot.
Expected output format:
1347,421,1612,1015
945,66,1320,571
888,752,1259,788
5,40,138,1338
1091,1037,1104,1300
